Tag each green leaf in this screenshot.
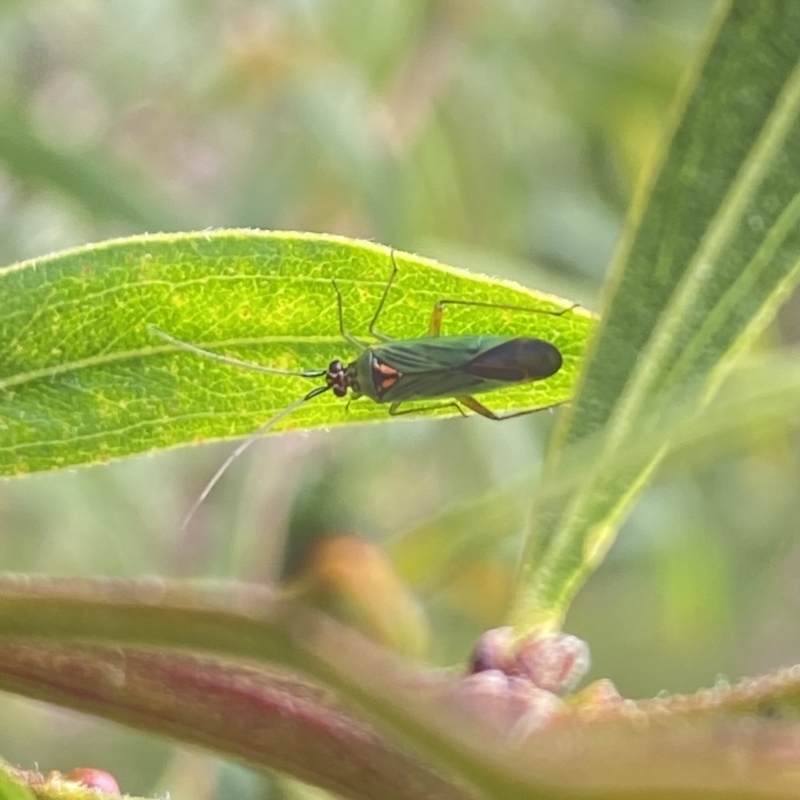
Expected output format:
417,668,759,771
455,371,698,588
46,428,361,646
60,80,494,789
0,230,593,476
0,771,34,800
511,1,800,632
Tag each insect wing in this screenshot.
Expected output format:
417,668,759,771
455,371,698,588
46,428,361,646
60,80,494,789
466,337,562,382
373,336,543,403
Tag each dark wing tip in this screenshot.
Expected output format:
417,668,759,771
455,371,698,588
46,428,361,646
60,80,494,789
543,341,563,378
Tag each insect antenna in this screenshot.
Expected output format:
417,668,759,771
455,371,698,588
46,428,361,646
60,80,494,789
149,325,327,379
179,384,332,532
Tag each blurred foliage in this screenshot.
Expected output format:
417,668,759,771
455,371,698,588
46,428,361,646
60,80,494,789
8,1,800,799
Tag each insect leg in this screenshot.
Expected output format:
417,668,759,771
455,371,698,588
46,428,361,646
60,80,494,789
457,395,567,420
332,279,369,350
428,298,580,336
389,400,468,418
367,249,400,342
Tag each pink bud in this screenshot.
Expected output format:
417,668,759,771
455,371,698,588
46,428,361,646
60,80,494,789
513,632,590,693
468,626,514,674
64,769,121,795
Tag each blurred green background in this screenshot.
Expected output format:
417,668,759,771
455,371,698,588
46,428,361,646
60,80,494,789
5,1,800,799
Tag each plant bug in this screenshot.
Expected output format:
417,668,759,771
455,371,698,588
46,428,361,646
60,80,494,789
149,252,575,527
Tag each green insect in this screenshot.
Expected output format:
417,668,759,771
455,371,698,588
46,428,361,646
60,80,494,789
150,253,574,526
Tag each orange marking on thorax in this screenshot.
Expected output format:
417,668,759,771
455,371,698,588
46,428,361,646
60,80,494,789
372,358,403,397
374,361,400,377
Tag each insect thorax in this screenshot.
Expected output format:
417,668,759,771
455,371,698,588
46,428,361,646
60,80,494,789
340,349,395,403
370,353,403,401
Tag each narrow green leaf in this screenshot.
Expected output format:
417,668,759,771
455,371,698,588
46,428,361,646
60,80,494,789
0,771,34,800
511,0,800,632
0,230,593,476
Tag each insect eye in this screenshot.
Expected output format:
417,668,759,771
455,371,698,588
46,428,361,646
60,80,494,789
325,359,349,397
